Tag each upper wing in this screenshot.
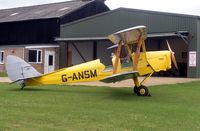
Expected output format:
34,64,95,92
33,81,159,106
108,25,147,45
100,71,138,83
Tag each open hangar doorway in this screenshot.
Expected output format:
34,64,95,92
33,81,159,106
145,33,189,77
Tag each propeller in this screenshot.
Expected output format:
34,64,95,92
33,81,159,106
166,40,178,69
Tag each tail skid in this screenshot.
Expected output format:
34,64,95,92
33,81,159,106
5,55,42,86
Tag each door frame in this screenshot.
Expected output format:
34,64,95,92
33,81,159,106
44,50,55,74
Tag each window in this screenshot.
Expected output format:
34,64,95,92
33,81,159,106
0,51,5,64
28,50,42,63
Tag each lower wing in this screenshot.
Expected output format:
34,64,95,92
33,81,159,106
100,71,138,83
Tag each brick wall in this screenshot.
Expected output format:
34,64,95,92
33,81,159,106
24,47,59,74
0,47,59,74
0,48,24,72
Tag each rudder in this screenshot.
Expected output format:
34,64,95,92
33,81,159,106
5,55,42,82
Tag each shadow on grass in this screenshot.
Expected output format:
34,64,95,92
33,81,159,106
10,88,49,92
102,87,150,101
8,85,151,100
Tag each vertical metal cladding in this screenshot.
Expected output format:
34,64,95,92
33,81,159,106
60,8,200,77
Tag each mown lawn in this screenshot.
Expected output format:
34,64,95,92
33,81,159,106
0,81,200,131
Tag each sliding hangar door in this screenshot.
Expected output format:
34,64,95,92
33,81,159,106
58,8,199,78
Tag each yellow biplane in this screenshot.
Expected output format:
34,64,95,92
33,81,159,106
6,26,177,96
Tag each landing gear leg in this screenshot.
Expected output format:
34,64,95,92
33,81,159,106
20,83,26,90
133,73,153,96
133,86,139,94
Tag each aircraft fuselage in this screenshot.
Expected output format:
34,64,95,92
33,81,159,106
25,50,171,86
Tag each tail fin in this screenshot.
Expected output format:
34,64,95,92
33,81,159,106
5,55,42,82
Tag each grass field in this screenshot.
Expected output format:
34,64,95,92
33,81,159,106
1,81,200,131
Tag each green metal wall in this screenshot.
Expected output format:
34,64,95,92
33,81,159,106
60,8,200,77
196,19,200,77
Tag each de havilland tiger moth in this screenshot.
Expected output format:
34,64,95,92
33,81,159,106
5,25,178,96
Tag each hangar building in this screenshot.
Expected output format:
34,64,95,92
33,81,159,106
57,8,200,78
0,0,109,74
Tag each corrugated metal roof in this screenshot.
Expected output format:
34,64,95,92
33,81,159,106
0,0,95,23
60,7,198,38
61,7,199,28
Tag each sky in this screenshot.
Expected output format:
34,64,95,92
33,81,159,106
0,0,200,16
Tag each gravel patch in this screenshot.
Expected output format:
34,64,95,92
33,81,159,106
70,77,200,87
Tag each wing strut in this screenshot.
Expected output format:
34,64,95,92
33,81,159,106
113,40,122,74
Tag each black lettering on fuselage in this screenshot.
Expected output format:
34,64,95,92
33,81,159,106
61,74,68,82
78,72,84,79
84,70,90,78
61,69,98,82
72,73,78,80
90,70,97,78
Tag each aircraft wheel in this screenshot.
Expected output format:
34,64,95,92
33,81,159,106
133,86,139,94
136,85,150,96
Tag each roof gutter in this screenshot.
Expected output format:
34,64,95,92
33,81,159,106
55,31,188,42
55,36,107,41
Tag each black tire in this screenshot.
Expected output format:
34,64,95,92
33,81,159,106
133,86,139,94
136,85,150,96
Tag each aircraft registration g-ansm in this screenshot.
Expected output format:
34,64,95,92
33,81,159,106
6,25,178,96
